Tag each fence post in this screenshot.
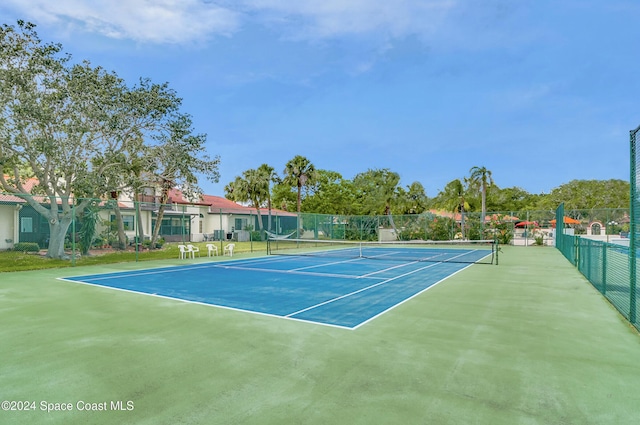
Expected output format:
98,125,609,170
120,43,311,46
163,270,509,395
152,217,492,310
602,242,607,295
71,202,76,267
630,126,639,323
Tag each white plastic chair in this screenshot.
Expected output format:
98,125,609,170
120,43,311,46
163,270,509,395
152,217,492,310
178,244,189,259
224,243,235,257
187,244,200,257
206,243,218,257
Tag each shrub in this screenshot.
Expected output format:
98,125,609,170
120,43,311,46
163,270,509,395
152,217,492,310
13,242,41,253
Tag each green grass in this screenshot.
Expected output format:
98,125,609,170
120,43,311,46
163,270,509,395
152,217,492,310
0,241,267,272
1,246,640,424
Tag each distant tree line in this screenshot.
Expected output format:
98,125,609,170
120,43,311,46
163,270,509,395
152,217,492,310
225,156,630,220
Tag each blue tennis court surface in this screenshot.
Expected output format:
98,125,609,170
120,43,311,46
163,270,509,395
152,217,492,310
60,253,487,329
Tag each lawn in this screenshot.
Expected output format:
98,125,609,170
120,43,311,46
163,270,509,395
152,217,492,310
0,241,267,272
1,246,639,424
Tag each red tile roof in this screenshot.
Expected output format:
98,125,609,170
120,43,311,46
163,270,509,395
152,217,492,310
0,176,40,203
1,178,296,216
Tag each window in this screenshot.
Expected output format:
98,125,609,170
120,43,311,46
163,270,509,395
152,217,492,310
152,216,190,236
110,215,135,231
20,217,33,233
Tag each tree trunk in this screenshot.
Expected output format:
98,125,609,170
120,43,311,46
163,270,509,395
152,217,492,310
151,203,166,247
151,186,171,247
385,204,398,239
112,203,127,250
45,218,73,259
135,193,144,246
481,185,486,229
252,206,264,240
460,206,466,239
296,184,303,237
256,209,264,232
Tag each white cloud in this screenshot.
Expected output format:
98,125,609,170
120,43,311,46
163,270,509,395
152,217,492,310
245,0,456,40
2,0,240,44
3,0,457,44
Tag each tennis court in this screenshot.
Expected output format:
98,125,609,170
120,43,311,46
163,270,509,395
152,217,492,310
60,240,496,329
3,245,640,424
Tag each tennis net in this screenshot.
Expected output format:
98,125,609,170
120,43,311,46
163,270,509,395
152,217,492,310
267,238,498,265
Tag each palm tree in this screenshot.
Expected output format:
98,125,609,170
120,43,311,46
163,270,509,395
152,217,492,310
257,163,278,232
225,169,271,234
441,179,469,239
468,166,494,227
283,155,316,213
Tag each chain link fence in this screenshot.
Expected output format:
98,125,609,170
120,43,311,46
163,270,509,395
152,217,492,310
554,124,639,331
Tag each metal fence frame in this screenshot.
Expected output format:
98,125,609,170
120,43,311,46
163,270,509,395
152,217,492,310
554,125,639,331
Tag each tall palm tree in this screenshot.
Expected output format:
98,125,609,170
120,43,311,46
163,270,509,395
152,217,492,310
257,163,278,232
225,169,270,233
468,166,494,226
283,155,316,213
441,179,469,239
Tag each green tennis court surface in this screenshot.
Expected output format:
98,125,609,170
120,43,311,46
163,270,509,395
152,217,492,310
1,246,639,424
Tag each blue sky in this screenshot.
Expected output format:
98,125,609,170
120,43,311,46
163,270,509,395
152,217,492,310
1,1,638,198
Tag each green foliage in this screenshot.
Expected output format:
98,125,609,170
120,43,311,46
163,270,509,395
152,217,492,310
488,186,541,212
0,21,212,259
393,182,428,214
485,214,514,244
353,168,400,216
142,237,165,249
271,182,298,212
146,113,220,247
78,205,100,255
465,217,484,240
534,233,545,246
428,216,456,241
468,165,494,220
302,170,359,214
225,165,273,232
535,179,630,210
12,242,40,253
283,155,317,213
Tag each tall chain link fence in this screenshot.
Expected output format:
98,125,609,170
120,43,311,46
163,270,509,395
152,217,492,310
631,124,640,326
554,125,639,331
0,192,630,250
0,189,634,323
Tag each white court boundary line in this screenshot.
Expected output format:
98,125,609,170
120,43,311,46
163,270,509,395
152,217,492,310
59,250,485,330
285,249,482,323
57,276,356,330
352,263,476,330
285,261,441,319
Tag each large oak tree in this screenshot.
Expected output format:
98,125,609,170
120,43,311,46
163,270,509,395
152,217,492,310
0,21,213,258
